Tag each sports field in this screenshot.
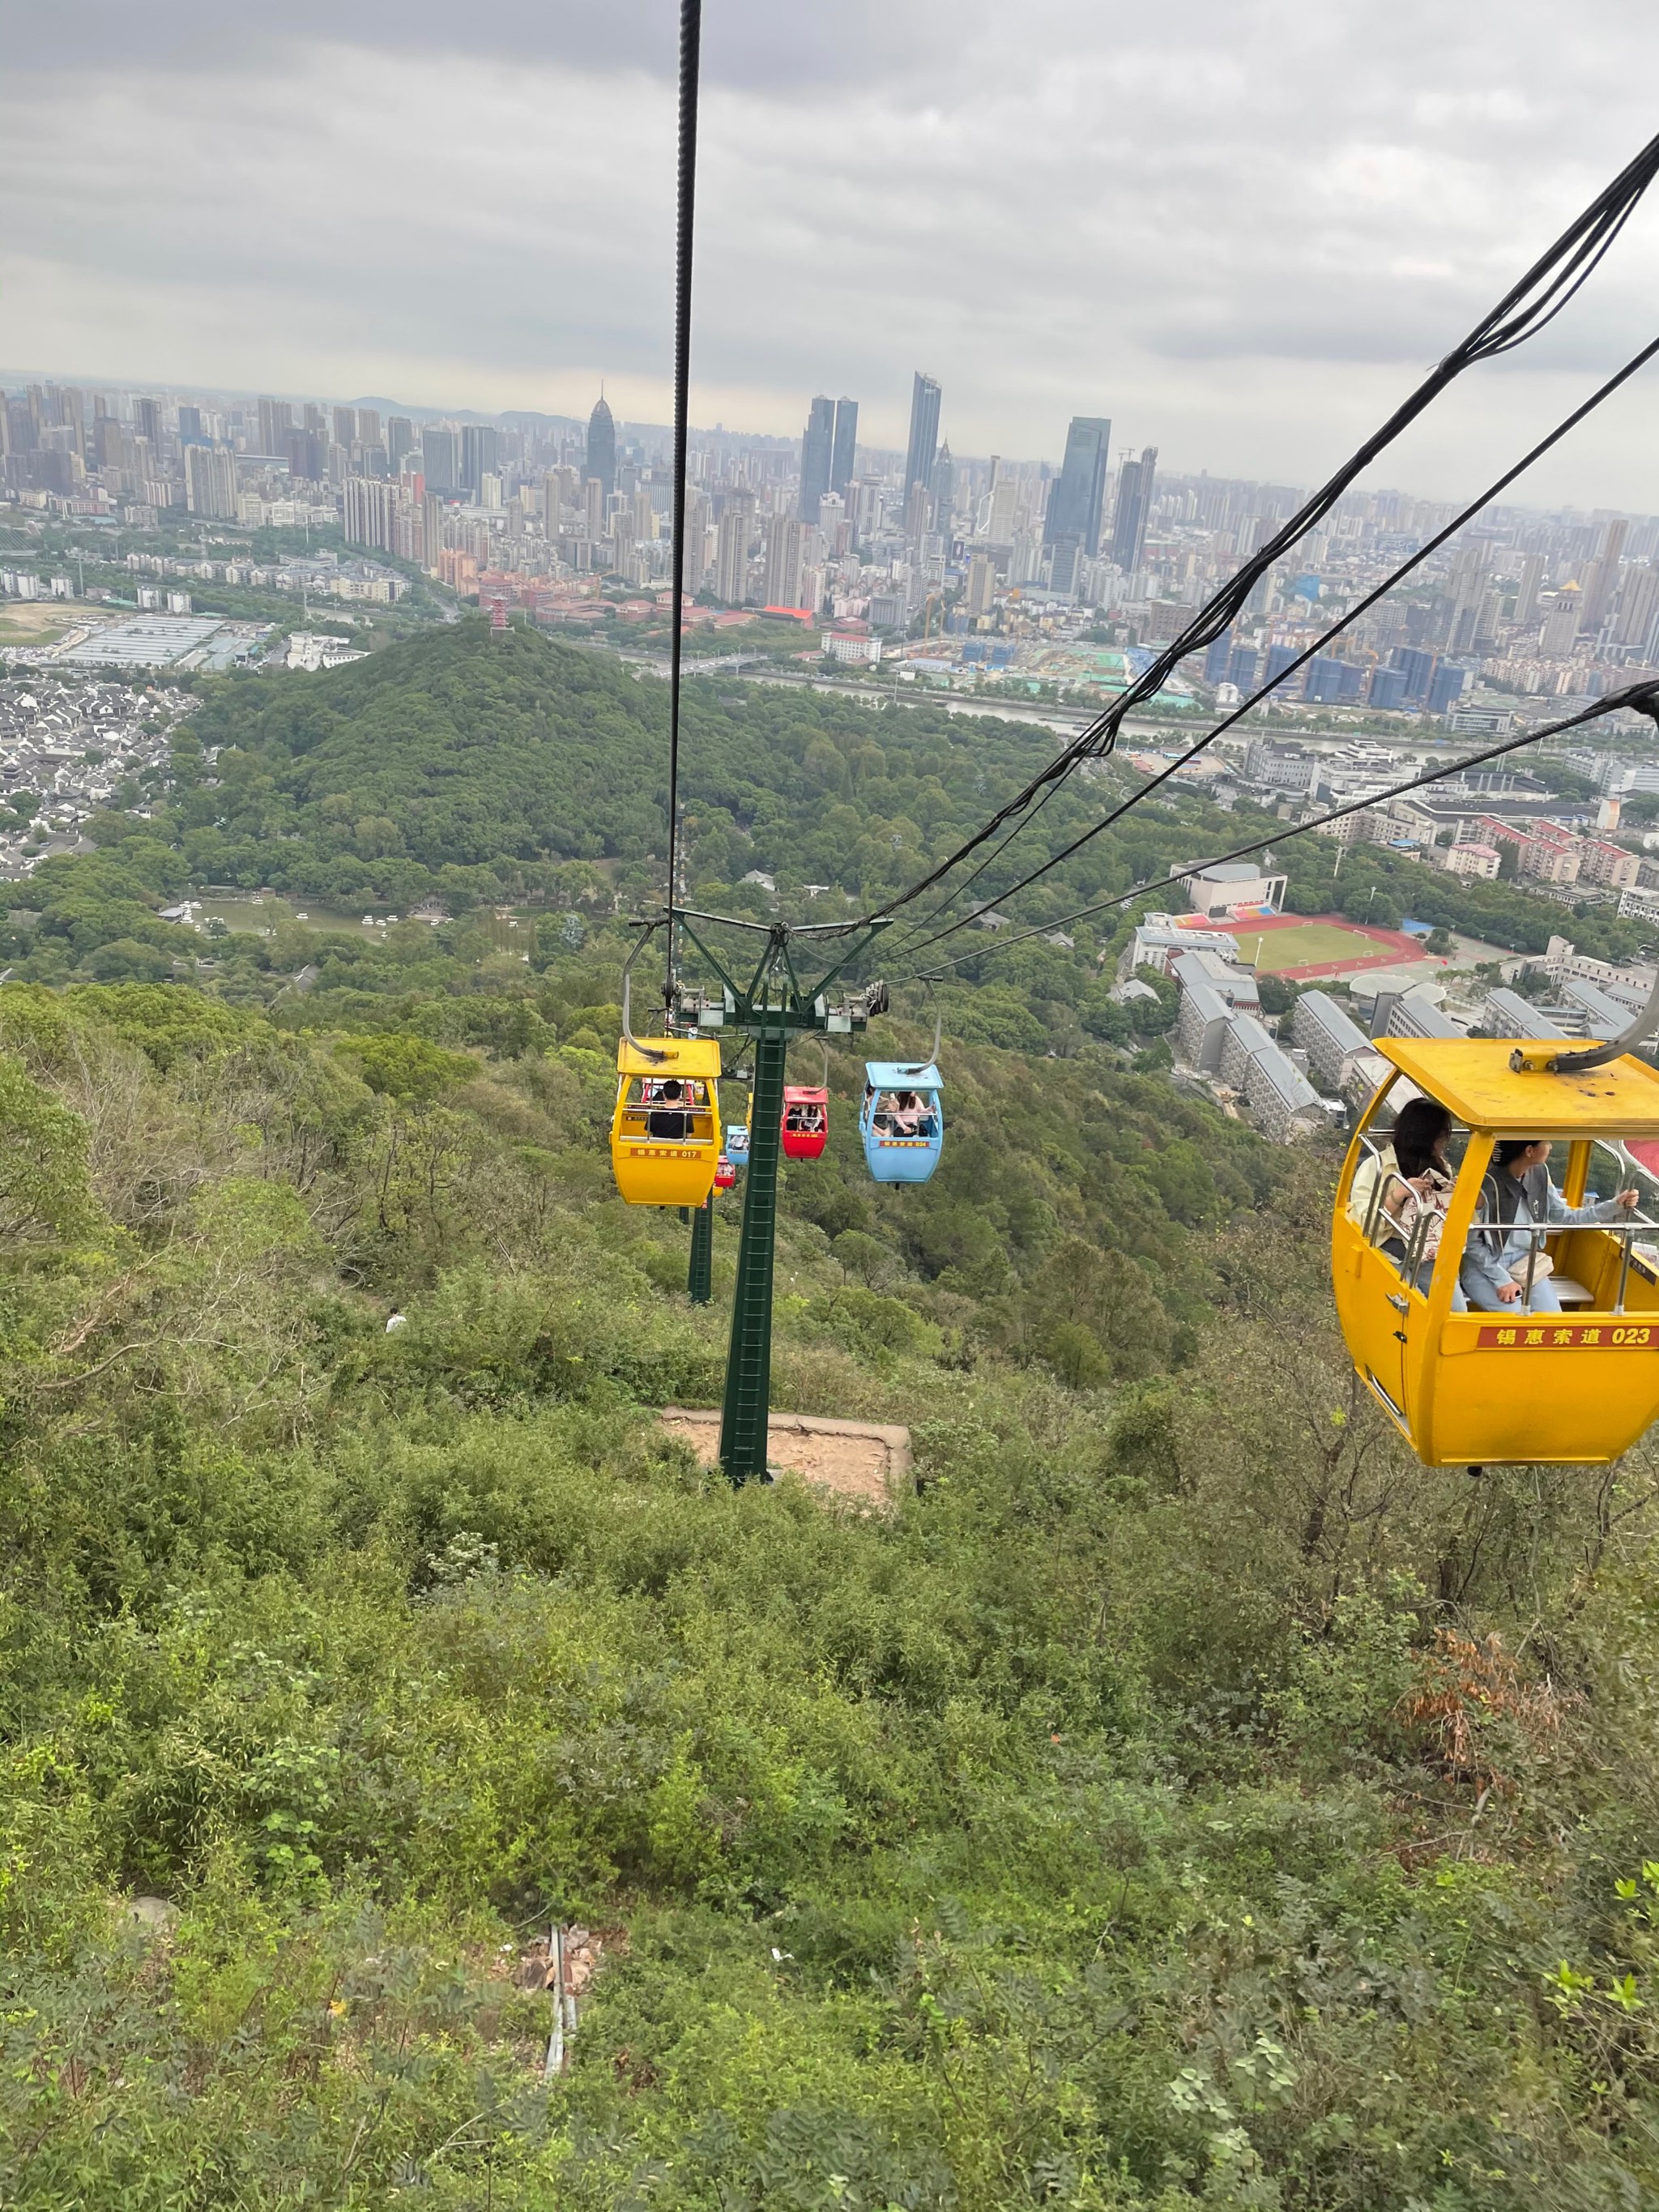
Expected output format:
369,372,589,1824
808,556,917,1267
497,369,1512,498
1216,918,1411,975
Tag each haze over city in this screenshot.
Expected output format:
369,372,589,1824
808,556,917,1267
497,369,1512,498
6,0,1659,503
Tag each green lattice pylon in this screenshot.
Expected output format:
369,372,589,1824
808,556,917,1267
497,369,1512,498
717,1022,787,1483
687,1192,713,1304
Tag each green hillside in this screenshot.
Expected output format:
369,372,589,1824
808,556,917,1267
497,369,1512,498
4,626,1659,2203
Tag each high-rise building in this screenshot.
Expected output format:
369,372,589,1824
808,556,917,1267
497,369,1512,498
286,429,326,482
800,395,834,523
684,487,714,591
903,373,941,499
257,396,292,456
1513,551,1545,629
1579,518,1629,638
356,408,382,450
586,395,616,500
422,426,459,492
461,424,499,498
764,515,805,609
1540,585,1583,658
1045,416,1112,556
929,442,955,531
830,399,859,497
1109,445,1158,573
184,443,238,519
1048,535,1083,596
177,405,203,444
134,395,163,446
966,552,997,617
987,468,1018,545
343,475,395,551
1614,563,1659,657
1440,538,1491,654
332,405,357,448
386,416,415,470
1389,645,1438,705
714,503,752,604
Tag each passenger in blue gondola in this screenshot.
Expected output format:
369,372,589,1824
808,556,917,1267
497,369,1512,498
871,1088,930,1138
1461,1136,1639,1313
895,1090,937,1138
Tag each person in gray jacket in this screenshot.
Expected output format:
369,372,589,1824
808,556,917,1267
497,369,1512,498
1460,1138,1639,1313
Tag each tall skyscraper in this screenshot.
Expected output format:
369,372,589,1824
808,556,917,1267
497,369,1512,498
764,515,805,609
184,443,238,519
830,398,859,497
903,373,941,498
1513,551,1545,630
1045,416,1111,556
386,415,415,469
134,395,164,446
421,426,459,492
714,502,752,604
257,396,292,455
1579,517,1630,638
286,428,326,482
461,423,499,498
929,442,955,530
987,468,1018,545
1615,563,1659,656
586,395,616,500
1110,446,1158,574
177,405,203,444
800,396,834,523
332,405,357,448
356,408,382,449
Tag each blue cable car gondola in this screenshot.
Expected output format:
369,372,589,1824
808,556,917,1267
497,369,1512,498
860,1055,944,1184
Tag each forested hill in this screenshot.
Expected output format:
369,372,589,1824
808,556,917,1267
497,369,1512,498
7,617,1648,1013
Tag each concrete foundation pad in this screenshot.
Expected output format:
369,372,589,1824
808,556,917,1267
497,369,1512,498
658,1407,911,1509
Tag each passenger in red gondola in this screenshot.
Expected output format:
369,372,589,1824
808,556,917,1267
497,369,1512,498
784,1100,825,1136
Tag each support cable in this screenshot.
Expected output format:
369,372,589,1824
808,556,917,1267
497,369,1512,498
843,128,1659,937
883,332,1659,970
663,0,702,1007
894,683,1659,982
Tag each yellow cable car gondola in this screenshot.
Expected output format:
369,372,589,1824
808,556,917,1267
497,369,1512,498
611,1036,723,1206
608,932,723,1206
1334,1032,1659,1467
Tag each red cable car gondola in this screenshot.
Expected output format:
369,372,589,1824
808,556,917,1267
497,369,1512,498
781,1087,829,1160
781,1044,830,1161
714,1153,737,1190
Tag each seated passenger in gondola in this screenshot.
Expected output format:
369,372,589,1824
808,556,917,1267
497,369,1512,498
1461,1136,1639,1313
785,1100,825,1134
646,1078,692,1140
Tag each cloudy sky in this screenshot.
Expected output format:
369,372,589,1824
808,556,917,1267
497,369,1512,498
6,0,1659,503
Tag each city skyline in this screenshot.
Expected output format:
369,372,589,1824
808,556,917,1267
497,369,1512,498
6,2,1659,505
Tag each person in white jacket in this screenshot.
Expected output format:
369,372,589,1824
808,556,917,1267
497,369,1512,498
1461,1138,1638,1313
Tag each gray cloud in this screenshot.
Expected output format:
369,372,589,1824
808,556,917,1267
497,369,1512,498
3,0,1659,502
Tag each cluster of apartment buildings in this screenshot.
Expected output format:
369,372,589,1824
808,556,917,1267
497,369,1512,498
1122,895,1658,1144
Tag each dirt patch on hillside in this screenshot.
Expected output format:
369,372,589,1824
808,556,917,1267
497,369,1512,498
659,1408,911,1510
